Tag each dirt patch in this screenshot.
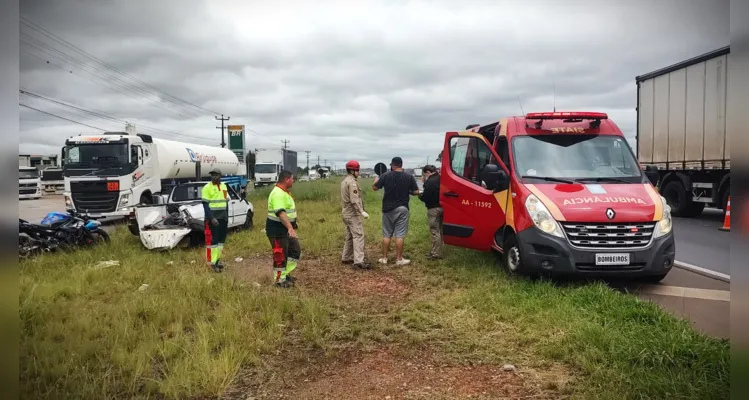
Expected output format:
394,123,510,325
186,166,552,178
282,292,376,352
294,258,411,300
227,346,558,400
225,256,410,300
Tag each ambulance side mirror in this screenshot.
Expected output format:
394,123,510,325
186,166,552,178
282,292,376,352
480,164,509,192
644,165,660,186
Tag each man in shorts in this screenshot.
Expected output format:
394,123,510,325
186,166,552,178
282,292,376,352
372,157,420,266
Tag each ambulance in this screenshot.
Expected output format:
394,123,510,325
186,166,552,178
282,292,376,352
440,111,675,282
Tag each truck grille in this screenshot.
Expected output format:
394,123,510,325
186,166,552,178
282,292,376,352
561,222,656,249
70,181,118,213
19,183,38,195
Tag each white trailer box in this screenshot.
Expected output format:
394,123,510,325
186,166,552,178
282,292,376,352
636,45,730,217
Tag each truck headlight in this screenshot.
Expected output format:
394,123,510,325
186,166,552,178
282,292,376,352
654,195,673,238
525,194,564,238
118,194,130,207
64,195,73,207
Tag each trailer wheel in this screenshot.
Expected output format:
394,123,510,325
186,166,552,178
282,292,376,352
662,180,691,217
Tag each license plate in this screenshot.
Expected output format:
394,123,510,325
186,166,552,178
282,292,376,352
595,253,630,266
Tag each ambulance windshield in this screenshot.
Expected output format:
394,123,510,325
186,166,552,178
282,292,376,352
512,135,643,182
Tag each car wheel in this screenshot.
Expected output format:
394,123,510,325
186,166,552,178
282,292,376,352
243,210,254,230
502,235,525,276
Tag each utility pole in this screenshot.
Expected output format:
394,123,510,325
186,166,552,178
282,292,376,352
215,114,230,148
282,139,290,150
317,155,321,168
305,151,311,173
324,159,327,168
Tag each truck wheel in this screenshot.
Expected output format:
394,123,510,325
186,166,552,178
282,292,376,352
243,210,254,230
662,180,692,217
502,235,526,276
720,189,730,212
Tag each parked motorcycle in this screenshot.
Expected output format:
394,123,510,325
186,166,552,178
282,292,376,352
18,210,110,258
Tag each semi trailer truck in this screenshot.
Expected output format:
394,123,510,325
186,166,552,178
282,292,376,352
18,166,42,200
41,168,64,194
636,45,730,217
61,132,248,220
254,148,298,187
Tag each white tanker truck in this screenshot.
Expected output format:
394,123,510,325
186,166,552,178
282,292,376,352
61,131,248,220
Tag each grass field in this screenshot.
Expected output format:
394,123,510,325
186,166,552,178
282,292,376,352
19,178,730,399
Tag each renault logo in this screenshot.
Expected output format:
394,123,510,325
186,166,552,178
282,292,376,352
606,208,616,220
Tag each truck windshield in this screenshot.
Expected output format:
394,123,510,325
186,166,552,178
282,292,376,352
65,143,129,167
19,169,39,179
255,164,276,174
512,135,643,183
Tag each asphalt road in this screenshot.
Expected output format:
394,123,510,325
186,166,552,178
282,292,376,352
672,208,729,276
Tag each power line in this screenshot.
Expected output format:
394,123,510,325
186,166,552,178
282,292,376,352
20,103,106,131
19,89,216,142
20,41,198,119
20,16,219,116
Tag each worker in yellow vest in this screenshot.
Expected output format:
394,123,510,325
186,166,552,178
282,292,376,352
202,169,229,272
266,170,301,287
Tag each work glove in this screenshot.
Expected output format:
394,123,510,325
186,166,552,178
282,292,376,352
362,211,369,219
211,218,219,227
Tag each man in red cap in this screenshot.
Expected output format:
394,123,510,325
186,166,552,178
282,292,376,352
341,160,371,269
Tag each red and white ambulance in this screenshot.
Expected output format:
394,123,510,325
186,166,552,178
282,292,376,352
439,112,675,282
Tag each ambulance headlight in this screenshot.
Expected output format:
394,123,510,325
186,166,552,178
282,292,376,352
654,195,673,238
525,194,564,238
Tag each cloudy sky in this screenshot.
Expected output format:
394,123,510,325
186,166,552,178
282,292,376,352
19,0,729,169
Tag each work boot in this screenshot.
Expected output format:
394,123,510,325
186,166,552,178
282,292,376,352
217,262,225,272
342,260,354,265
211,264,221,273
286,274,297,283
354,262,372,270
275,280,293,288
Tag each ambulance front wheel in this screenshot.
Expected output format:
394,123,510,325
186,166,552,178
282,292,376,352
502,235,526,276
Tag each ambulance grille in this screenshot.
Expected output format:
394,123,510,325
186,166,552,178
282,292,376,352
561,222,656,249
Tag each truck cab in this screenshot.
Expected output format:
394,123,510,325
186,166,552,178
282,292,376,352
254,162,282,187
440,112,675,282
19,166,42,200
62,133,151,218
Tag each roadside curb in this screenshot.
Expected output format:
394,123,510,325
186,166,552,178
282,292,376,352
674,261,730,283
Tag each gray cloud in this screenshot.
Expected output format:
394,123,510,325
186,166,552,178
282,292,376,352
19,0,729,169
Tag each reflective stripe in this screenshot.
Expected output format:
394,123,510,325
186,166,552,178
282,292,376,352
267,215,297,222
273,267,285,272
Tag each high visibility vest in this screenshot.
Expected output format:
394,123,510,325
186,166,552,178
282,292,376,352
267,185,296,222
202,182,228,211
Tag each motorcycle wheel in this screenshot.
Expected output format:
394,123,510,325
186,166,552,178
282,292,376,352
91,229,110,244
19,234,42,259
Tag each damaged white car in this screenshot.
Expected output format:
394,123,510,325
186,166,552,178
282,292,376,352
129,182,253,250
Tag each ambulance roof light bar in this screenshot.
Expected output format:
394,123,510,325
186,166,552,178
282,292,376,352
525,112,608,120
525,112,608,129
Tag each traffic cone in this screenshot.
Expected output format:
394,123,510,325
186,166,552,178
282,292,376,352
719,196,730,231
